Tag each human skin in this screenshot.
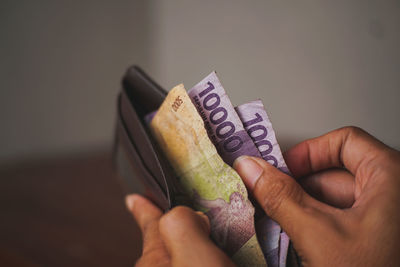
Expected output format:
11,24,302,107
126,126,400,267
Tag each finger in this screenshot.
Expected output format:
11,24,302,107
233,156,338,243
159,206,235,267
125,194,164,253
284,126,389,178
300,168,355,208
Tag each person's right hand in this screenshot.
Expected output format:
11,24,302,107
234,126,400,267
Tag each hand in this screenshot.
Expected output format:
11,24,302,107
234,126,400,267
125,194,235,267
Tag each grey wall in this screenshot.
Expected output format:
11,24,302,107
148,1,400,151
1,1,399,162
0,1,153,162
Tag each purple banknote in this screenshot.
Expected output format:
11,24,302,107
236,100,292,267
256,215,282,267
235,100,291,175
188,72,261,166
188,73,288,266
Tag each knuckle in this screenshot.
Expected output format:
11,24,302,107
385,149,400,167
160,208,189,242
341,126,365,137
159,206,192,232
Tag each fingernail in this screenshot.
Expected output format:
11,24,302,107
233,156,263,190
125,195,136,211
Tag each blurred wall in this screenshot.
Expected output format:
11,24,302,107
149,1,400,150
0,1,154,162
1,1,399,163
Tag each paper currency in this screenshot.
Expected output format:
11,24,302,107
150,84,267,266
188,73,289,266
146,75,295,266
235,100,291,175
236,100,292,267
188,72,261,166
144,110,157,124
279,233,290,267
256,216,282,267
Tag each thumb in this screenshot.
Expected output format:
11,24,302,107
233,156,332,243
159,206,235,267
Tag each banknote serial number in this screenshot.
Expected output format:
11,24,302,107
172,95,183,112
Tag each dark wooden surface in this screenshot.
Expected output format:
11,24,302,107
0,152,142,266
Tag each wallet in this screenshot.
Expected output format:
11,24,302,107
113,65,186,211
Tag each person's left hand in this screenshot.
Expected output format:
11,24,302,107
125,194,235,267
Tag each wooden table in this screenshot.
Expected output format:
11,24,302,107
0,152,142,266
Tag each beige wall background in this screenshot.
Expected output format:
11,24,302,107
1,1,399,162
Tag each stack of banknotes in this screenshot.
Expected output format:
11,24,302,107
145,72,299,267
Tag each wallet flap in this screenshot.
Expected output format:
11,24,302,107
122,66,166,116
119,90,170,195
115,108,170,211
115,66,185,211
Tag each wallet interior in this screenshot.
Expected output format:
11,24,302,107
114,66,184,211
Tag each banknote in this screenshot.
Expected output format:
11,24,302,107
279,233,290,267
188,73,288,266
144,110,157,125
236,100,292,267
188,72,261,166
150,84,267,266
147,74,294,266
256,216,282,267
235,100,291,175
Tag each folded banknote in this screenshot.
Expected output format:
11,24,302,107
150,84,266,266
146,72,298,267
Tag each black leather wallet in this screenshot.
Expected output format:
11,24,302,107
113,65,186,211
